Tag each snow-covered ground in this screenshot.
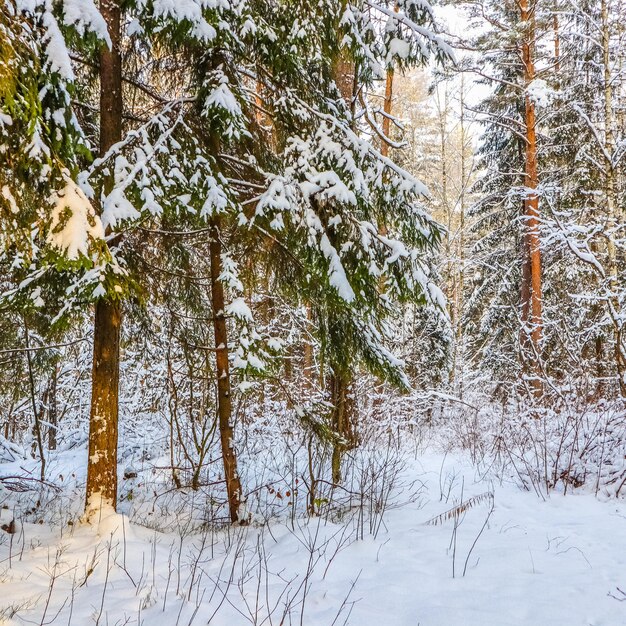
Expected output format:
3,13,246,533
1,450,625,625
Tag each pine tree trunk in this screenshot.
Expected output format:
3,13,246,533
330,372,356,484
380,1,399,163
208,214,243,523
600,0,626,397
381,66,394,161
303,304,314,388
520,0,543,397
87,300,121,512
333,53,357,120
456,77,468,395
329,38,358,480
25,325,45,482
47,365,57,451
371,65,395,410
553,13,560,76
85,0,123,517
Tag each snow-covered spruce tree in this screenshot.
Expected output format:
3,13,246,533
459,0,562,397
460,23,528,394
144,0,452,493
540,0,626,398
0,1,104,263
388,70,477,393
271,0,453,482
1,0,451,519
0,1,110,470
82,0,123,521
109,0,451,506
459,0,626,402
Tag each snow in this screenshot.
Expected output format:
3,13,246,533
388,37,412,61
320,233,356,302
201,177,229,216
204,78,242,116
47,176,105,259
267,337,283,351
1,185,19,214
301,171,358,205
526,79,554,107
39,9,75,81
61,0,111,48
102,187,141,229
225,296,253,321
137,0,217,41
1,450,625,624
0,111,12,128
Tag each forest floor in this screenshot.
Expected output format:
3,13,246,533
1,446,625,625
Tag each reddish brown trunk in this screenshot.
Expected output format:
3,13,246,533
98,0,122,156
330,372,356,483
334,54,357,120
600,0,626,397
85,0,123,516
553,13,560,75
381,66,394,161
381,2,399,163
303,304,314,388
47,365,58,450
87,300,121,511
209,214,243,523
371,65,395,401
328,42,358,482
520,0,543,396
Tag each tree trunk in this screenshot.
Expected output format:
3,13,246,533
87,300,121,513
520,0,543,397
333,53,357,120
303,304,314,388
553,13,560,76
85,0,123,517
47,365,58,451
329,36,358,481
381,65,394,160
24,325,45,481
380,2,399,163
600,0,626,397
456,76,468,396
371,65,395,410
330,372,356,484
208,214,243,523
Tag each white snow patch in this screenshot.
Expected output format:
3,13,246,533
48,176,104,259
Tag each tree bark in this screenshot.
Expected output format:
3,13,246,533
24,325,45,481
208,214,243,523
600,0,626,397
381,66,394,160
333,53,357,120
371,65,395,410
329,34,357,482
520,0,543,397
87,299,121,512
85,0,123,516
330,371,356,484
47,365,58,451
303,304,314,388
456,77,468,395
